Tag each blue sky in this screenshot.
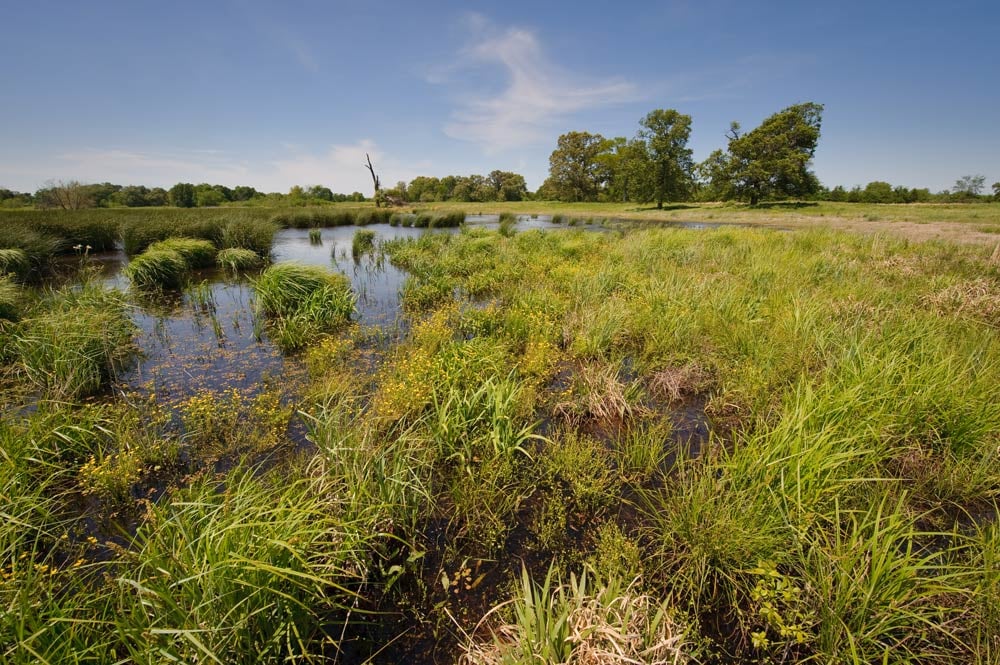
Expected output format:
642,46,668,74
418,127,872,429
1,0,997,194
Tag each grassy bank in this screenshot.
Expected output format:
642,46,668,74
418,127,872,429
2,223,998,662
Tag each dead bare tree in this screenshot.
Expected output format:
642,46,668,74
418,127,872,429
38,180,93,209
364,153,381,207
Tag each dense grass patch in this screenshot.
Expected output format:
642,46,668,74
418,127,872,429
10,283,136,399
253,262,355,351
123,247,188,289
145,237,217,268
216,246,263,272
111,467,371,664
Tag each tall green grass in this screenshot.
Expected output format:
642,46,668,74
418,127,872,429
253,262,355,351
0,275,20,321
146,237,217,268
124,237,219,288
0,248,30,280
112,467,371,664
351,228,376,259
11,284,136,399
216,247,263,273
123,247,188,289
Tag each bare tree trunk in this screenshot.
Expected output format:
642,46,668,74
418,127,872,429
364,153,381,207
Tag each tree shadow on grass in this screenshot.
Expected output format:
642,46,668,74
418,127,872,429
633,204,700,212
750,201,819,210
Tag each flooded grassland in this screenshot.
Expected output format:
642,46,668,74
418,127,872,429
2,214,1000,663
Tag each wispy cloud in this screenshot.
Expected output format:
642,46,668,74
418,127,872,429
433,14,640,152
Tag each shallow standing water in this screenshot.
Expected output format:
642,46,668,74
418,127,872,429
84,216,726,401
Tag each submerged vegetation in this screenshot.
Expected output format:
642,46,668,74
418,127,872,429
2,211,1000,662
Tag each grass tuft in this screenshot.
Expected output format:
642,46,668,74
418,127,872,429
253,262,355,351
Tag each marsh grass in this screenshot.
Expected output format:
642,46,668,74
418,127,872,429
352,228,376,259
0,275,20,321
216,246,263,272
308,226,323,244
0,227,62,277
123,247,188,289
0,248,30,280
253,262,355,351
12,284,136,399
4,219,1000,663
146,237,217,268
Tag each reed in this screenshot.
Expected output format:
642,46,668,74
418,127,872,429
351,228,376,259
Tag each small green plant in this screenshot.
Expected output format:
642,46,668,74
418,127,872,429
351,228,376,259
308,227,323,244
463,566,688,664
499,212,517,237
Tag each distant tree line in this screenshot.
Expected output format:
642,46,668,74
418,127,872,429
380,170,529,203
2,147,996,210
817,177,995,204
0,181,367,210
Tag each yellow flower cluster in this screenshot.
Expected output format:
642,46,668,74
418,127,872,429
519,338,559,380
180,387,289,444
78,450,143,500
412,304,458,352
372,347,439,421
304,334,353,378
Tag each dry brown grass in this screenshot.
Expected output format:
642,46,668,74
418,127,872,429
463,576,689,665
554,364,644,426
647,364,711,403
922,278,1000,327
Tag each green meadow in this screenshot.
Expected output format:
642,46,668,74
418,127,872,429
1,207,999,663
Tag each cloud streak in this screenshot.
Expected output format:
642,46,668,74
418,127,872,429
435,15,640,152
